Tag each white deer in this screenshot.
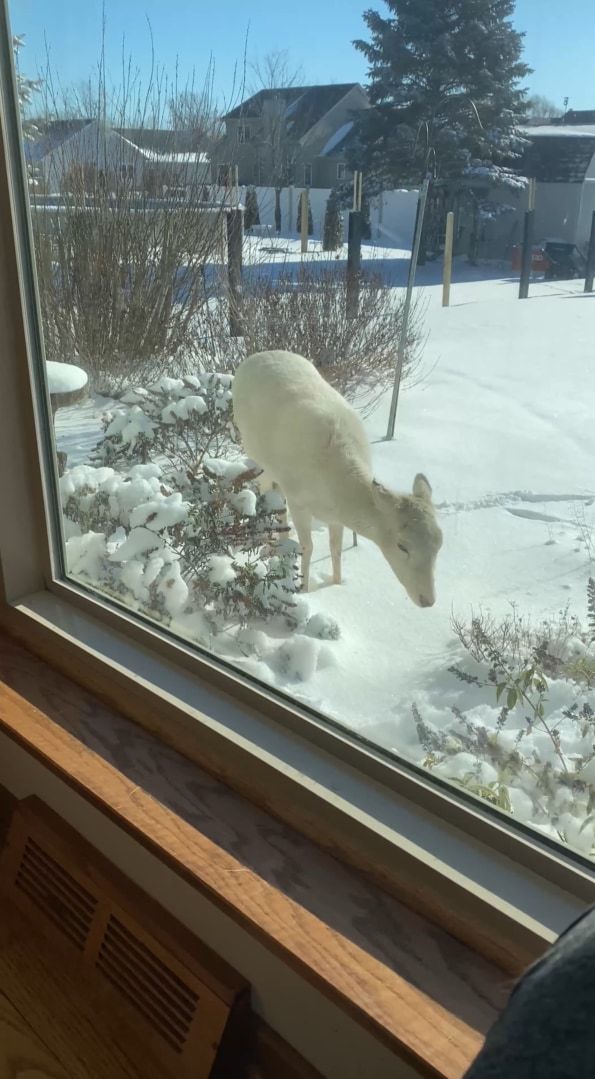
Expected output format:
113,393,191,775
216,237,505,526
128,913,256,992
232,350,443,606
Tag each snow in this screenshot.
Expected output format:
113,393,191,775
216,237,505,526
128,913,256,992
53,247,595,855
207,554,236,585
46,360,88,395
320,121,354,157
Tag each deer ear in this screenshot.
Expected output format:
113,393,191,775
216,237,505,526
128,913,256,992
413,473,432,501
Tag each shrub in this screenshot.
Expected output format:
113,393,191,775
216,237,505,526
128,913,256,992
323,189,343,251
410,591,595,855
62,373,303,639
239,264,425,413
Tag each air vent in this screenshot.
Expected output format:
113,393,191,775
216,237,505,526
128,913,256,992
97,915,199,1052
0,797,248,1079
15,836,97,949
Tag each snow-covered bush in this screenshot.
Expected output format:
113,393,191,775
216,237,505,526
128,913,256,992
62,371,304,636
61,458,299,630
94,372,235,473
410,591,595,856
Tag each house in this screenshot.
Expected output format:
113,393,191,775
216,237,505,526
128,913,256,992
220,83,369,188
520,124,595,248
26,119,211,196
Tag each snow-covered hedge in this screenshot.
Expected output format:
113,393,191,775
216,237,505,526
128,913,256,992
60,370,340,676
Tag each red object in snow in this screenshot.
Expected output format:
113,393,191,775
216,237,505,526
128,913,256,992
511,244,550,273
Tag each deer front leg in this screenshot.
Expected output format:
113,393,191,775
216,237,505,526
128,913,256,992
329,523,344,585
289,503,313,592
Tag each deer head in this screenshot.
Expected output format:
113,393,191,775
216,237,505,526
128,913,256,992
372,474,442,608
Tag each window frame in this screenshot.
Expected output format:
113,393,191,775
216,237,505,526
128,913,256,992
303,162,312,187
336,161,346,182
1,0,595,974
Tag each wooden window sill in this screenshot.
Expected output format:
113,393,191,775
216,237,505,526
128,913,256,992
0,631,506,1078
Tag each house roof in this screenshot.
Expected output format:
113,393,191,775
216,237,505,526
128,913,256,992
223,83,361,139
25,118,94,162
118,135,209,164
522,125,595,183
116,128,207,153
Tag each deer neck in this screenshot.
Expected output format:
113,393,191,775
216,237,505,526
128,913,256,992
334,472,381,542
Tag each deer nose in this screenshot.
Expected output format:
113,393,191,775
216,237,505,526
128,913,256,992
419,594,434,608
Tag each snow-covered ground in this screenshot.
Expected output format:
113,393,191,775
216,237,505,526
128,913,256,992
55,253,595,852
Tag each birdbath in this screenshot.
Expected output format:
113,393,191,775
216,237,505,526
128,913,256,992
46,360,89,476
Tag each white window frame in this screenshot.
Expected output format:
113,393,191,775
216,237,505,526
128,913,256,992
0,2,594,968
238,123,251,144
336,162,346,182
303,163,312,187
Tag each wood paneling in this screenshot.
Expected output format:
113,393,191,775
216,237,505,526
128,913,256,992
0,991,70,1079
0,898,152,1079
0,633,506,1078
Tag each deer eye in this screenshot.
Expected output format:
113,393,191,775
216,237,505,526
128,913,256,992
398,543,409,555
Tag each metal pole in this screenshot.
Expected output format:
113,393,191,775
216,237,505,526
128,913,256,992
442,210,454,307
226,208,243,337
519,179,536,300
585,209,595,292
300,188,309,254
385,177,430,440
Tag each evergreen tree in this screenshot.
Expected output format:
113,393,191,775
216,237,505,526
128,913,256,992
296,191,313,235
350,1,531,189
244,186,260,230
323,189,343,250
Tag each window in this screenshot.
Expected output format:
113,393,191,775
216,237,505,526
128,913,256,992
238,124,251,143
336,162,346,182
4,0,595,889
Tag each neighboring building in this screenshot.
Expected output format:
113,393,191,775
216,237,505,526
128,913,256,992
26,120,211,195
520,124,595,247
220,83,369,188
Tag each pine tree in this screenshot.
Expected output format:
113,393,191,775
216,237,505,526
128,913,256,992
244,187,260,230
323,189,343,250
350,1,531,189
296,192,313,235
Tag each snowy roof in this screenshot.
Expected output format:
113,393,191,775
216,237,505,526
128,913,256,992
118,136,209,164
521,125,595,138
321,121,354,156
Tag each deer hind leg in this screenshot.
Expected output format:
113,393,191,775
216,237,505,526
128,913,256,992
288,502,313,592
329,523,344,585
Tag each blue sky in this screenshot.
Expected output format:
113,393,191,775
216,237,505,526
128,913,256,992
8,0,595,113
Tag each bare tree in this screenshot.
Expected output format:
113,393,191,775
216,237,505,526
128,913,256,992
525,93,564,121
248,49,305,232
249,49,304,94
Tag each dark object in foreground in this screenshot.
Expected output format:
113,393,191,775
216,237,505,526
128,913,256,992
544,241,587,281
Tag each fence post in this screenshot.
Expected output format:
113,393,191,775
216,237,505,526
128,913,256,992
585,210,595,292
346,210,363,318
519,178,536,300
385,176,430,440
226,208,243,337
442,210,454,307
300,189,309,253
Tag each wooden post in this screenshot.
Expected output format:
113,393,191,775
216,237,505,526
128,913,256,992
585,210,595,292
300,189,309,254
226,208,243,337
442,210,454,307
519,179,536,300
385,177,430,440
346,210,363,318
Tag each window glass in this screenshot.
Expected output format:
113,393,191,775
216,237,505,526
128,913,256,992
7,1,595,859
